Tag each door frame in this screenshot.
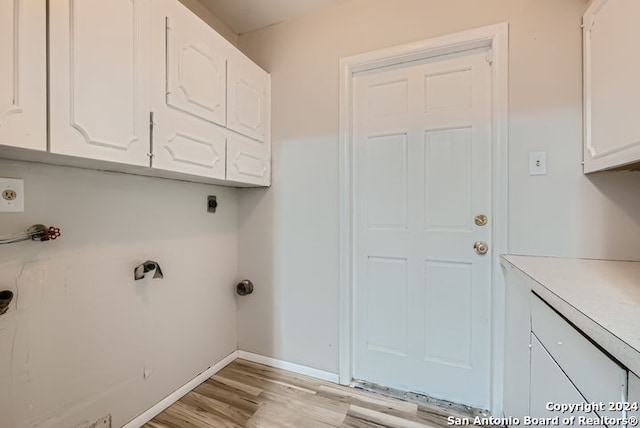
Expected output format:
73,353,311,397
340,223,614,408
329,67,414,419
338,23,509,415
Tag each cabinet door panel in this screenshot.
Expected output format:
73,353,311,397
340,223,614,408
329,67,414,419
150,0,226,178
0,0,46,150
227,52,270,142
226,131,270,186
165,4,226,126
530,335,603,426
49,0,150,165
531,294,626,418
584,0,640,172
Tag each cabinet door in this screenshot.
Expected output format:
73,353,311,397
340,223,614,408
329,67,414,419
226,131,270,186
149,0,226,178
530,335,604,426
502,264,531,421
49,0,150,166
0,0,46,150
227,51,270,143
629,372,640,419
584,0,640,172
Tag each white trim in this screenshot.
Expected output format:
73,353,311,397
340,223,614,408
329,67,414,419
338,23,509,416
122,351,239,428
237,350,340,383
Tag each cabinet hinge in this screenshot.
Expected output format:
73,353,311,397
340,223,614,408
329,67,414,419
485,51,493,65
148,112,155,161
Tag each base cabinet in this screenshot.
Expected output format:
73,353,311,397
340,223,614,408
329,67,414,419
503,261,631,423
530,336,603,425
0,0,46,151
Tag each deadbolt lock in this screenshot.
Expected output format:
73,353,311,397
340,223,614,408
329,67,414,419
474,214,488,227
474,241,489,255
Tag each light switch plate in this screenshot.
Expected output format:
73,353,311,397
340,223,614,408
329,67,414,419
0,178,24,212
529,152,547,176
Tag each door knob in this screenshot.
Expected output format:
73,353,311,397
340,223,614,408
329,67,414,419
473,241,489,255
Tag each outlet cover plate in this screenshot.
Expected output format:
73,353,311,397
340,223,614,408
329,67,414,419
529,152,547,176
0,178,24,212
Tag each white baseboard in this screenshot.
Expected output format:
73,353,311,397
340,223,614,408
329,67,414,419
237,350,340,383
123,350,238,428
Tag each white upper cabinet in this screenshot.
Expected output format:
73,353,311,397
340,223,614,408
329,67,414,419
226,131,271,186
583,0,640,172
227,51,271,143
49,0,151,166
0,0,46,151
150,0,226,179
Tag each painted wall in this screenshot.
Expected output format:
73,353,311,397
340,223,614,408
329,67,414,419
236,0,640,375
0,160,238,427
178,0,238,45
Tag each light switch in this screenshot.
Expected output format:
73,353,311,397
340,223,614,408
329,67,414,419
529,152,547,176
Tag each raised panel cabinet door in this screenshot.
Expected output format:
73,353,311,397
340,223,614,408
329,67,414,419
149,0,226,179
49,0,150,166
227,51,270,143
583,0,640,172
0,0,46,150
226,131,270,186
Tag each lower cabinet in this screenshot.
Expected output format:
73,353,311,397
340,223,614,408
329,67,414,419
503,262,632,424
630,373,640,419
530,335,603,425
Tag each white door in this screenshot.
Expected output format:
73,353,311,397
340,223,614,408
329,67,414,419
150,0,226,178
49,0,150,166
0,0,46,150
353,49,493,408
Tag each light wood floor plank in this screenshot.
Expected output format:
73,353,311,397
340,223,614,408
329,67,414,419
145,359,478,428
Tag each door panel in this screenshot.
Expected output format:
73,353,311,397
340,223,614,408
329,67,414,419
0,0,46,150
49,0,150,165
353,49,492,408
150,0,226,178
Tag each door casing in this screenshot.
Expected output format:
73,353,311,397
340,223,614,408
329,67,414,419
338,23,509,416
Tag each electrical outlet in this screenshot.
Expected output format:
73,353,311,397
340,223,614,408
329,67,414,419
0,178,24,212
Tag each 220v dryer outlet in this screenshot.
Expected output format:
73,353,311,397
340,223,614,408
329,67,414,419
0,178,24,212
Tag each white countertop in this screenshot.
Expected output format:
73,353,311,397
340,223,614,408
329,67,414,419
501,255,640,375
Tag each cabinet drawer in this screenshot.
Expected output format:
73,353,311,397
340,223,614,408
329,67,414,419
531,293,626,416
530,335,603,424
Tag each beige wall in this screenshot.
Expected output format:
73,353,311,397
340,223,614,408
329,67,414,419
236,0,640,374
178,0,238,45
0,160,238,427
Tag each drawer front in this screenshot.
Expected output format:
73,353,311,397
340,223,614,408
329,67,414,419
531,293,626,417
530,335,603,425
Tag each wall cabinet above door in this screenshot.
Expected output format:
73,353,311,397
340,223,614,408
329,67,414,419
0,0,46,151
583,0,640,172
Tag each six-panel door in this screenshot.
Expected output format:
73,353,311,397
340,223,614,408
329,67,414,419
0,0,46,151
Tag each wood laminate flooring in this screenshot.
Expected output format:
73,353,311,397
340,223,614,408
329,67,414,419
144,359,478,428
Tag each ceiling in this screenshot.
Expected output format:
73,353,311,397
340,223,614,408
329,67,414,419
197,0,350,34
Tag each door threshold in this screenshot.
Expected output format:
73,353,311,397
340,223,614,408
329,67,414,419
350,379,490,418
